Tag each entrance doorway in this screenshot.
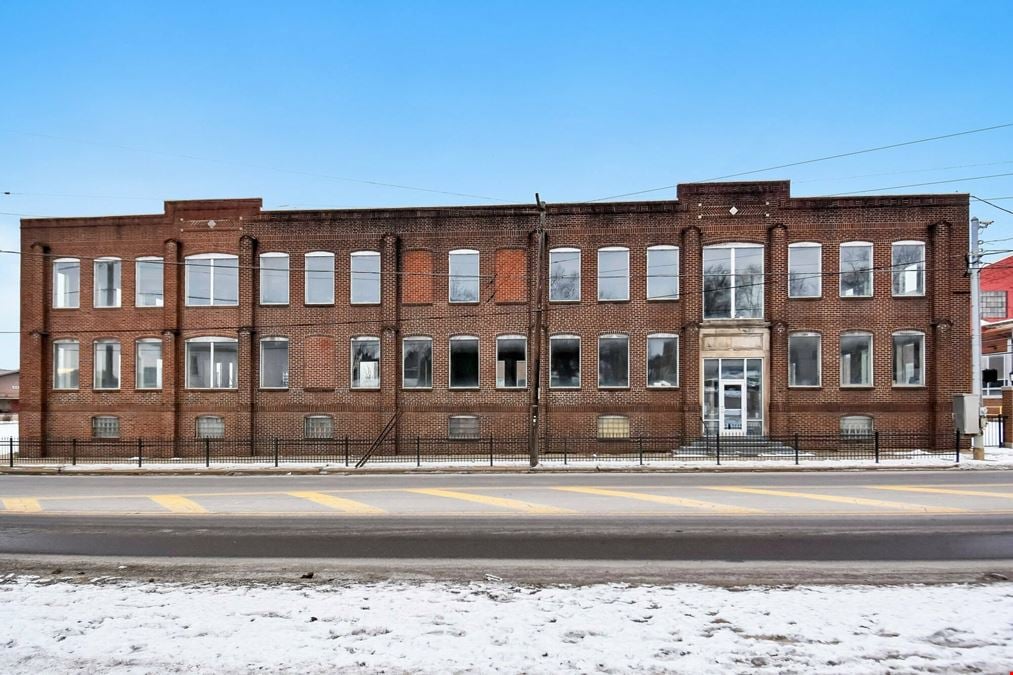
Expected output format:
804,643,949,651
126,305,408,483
703,358,763,436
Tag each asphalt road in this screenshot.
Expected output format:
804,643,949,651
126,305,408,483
2,471,1012,564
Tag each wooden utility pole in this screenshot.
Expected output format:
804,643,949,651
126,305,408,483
528,194,547,467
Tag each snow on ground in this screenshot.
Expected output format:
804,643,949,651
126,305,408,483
1,575,1011,674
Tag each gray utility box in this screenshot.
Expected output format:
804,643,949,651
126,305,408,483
952,394,982,435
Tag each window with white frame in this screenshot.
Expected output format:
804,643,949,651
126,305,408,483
53,339,79,389
892,241,925,297
597,247,629,301
449,336,479,388
549,248,581,302
840,332,873,387
350,251,381,304
350,336,381,389
135,257,164,307
402,337,433,389
597,415,630,440
892,331,925,386
788,243,821,298
496,335,527,388
647,333,678,387
598,334,629,388
185,337,238,389
788,332,821,387
92,416,120,439
93,257,121,308
53,258,80,309
196,415,225,439
259,253,289,305
448,415,480,440
646,245,679,300
840,415,874,436
135,338,163,390
703,244,764,319
260,337,289,389
840,242,873,297
304,415,334,439
185,254,238,306
93,339,121,390
448,249,480,303
981,290,1008,319
549,335,580,388
305,252,335,305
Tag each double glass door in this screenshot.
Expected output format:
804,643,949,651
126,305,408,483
703,358,763,436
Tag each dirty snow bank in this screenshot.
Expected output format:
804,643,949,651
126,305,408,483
1,576,1011,673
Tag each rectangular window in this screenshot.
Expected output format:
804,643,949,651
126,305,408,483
260,338,289,389
647,334,678,387
496,336,527,388
549,335,581,388
449,336,479,388
305,252,335,305
788,244,821,298
93,258,121,308
135,257,164,307
260,253,289,305
350,251,381,304
598,334,629,388
840,333,872,387
304,415,334,439
892,242,925,296
92,416,120,439
893,332,925,386
448,415,480,440
549,248,581,302
597,247,629,301
841,415,874,436
788,333,821,387
402,337,433,389
646,245,679,300
196,416,225,439
53,259,80,309
350,337,381,389
449,250,480,303
53,340,79,389
93,340,121,390
981,290,1008,319
186,339,238,389
840,243,873,297
135,339,163,390
703,245,764,319
597,415,630,440
186,255,239,306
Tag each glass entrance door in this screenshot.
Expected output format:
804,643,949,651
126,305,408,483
719,382,745,435
703,358,763,436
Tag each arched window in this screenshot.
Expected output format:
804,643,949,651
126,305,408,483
788,332,821,387
646,333,679,387
549,247,581,302
892,330,925,386
496,335,527,388
53,339,79,390
260,337,289,389
93,257,121,308
449,335,479,388
840,331,873,387
304,252,335,305
449,249,480,303
549,334,581,389
52,258,80,309
788,242,821,298
646,245,679,300
598,334,629,388
892,241,925,296
402,336,433,389
259,253,289,305
351,336,381,389
135,257,164,307
135,338,163,390
840,242,873,298
597,247,629,301
350,250,381,304
93,339,121,390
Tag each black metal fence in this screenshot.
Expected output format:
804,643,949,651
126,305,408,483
984,415,1007,448
0,431,967,467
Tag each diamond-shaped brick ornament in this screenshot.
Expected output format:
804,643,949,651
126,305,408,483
729,206,739,216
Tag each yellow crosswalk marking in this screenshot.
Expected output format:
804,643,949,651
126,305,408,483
869,485,1013,500
553,486,765,514
408,488,574,514
2,498,42,513
287,491,386,514
149,495,208,514
705,486,967,513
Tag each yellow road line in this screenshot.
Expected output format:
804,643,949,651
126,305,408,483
553,486,765,514
408,488,574,514
868,485,1013,500
149,495,208,514
704,486,967,513
2,498,42,512
287,491,386,514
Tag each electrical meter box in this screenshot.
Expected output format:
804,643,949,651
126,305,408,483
952,394,981,435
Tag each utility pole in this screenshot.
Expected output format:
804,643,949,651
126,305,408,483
528,194,547,468
969,216,992,460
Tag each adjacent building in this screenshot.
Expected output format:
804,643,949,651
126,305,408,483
19,181,971,452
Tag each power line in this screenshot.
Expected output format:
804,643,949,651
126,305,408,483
973,195,1013,216
827,172,1013,196
791,159,1013,185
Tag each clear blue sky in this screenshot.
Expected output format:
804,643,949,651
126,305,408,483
2,0,1012,365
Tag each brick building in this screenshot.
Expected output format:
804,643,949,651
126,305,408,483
19,180,971,453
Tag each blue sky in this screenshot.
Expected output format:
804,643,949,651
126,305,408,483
2,0,1012,365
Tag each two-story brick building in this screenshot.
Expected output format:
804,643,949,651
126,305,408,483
18,180,971,453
